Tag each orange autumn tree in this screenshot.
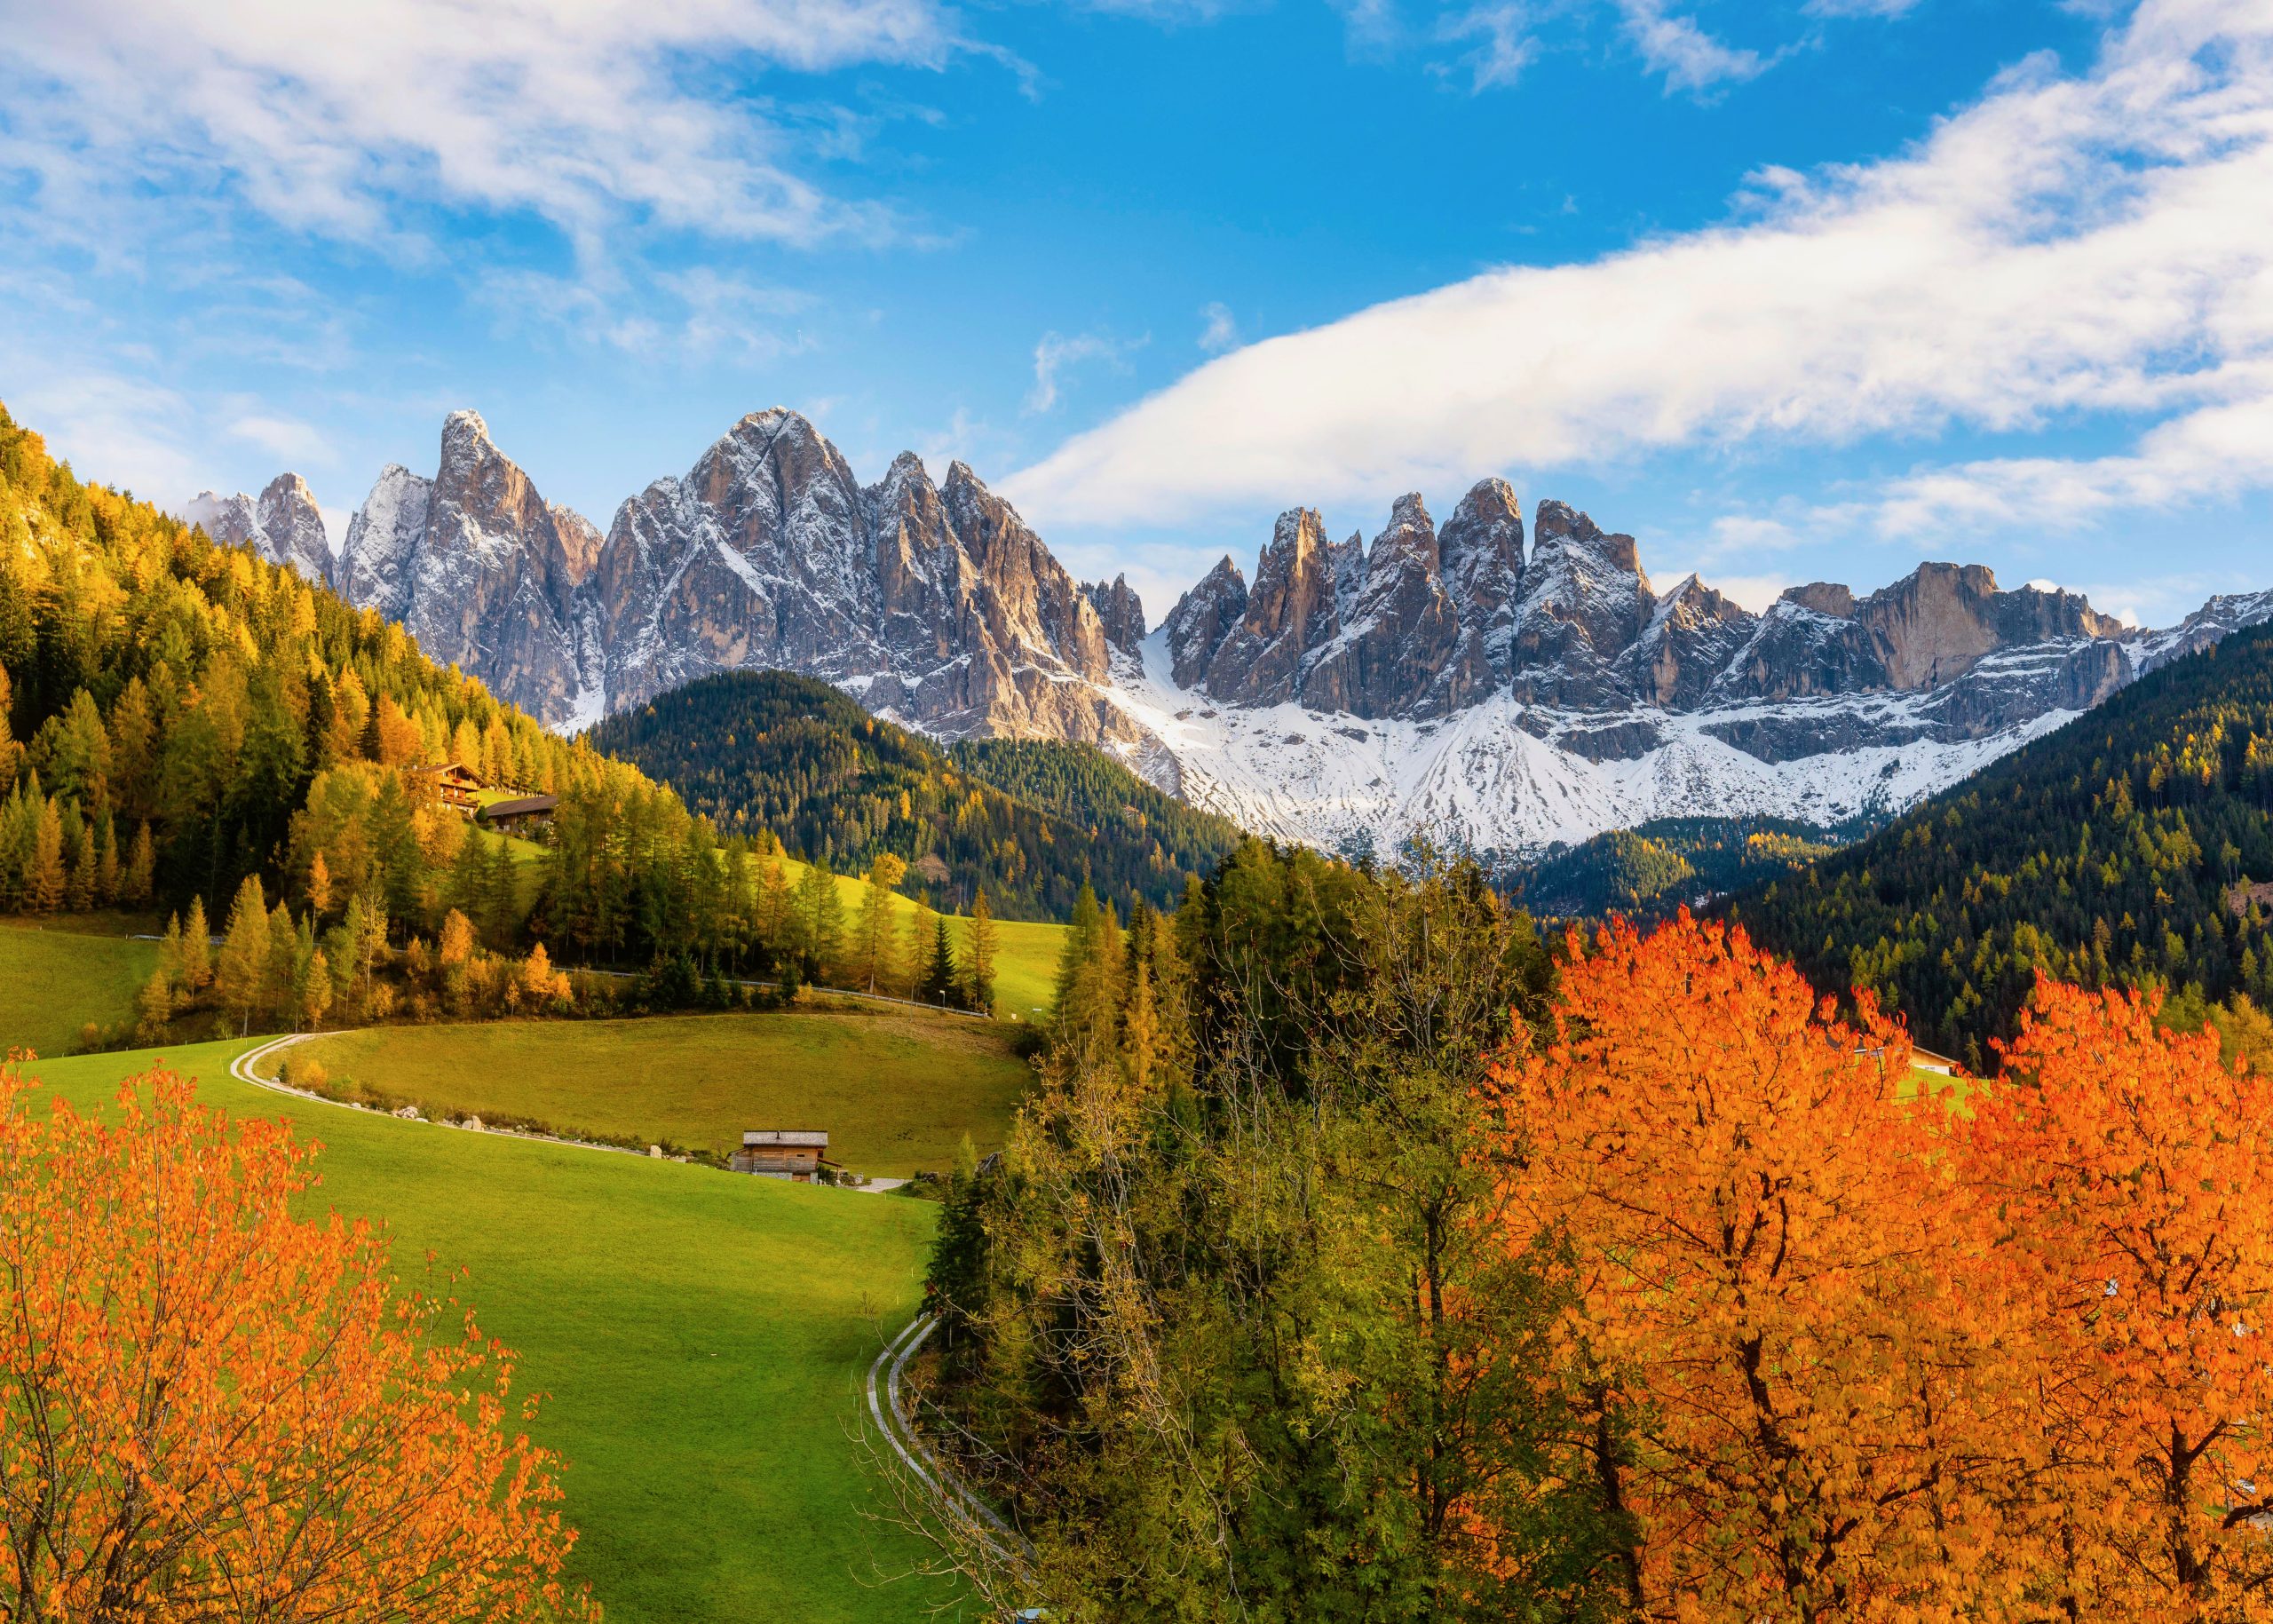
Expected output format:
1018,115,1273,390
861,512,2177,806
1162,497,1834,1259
1484,913,2026,1624
1968,978,2273,1621
0,1058,597,1623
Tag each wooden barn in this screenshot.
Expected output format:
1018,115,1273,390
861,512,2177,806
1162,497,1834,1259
479,792,559,834
409,761,487,814
733,1129,831,1181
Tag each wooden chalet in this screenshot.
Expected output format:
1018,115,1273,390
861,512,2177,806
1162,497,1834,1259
734,1129,831,1182
409,761,487,814
478,793,559,834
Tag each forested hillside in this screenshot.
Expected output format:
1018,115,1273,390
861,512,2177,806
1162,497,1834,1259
584,669,1245,922
1510,815,1849,920
0,401,999,1020
1730,620,2273,1070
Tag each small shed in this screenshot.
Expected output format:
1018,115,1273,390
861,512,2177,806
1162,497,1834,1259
734,1129,831,1181
479,793,559,833
410,761,487,813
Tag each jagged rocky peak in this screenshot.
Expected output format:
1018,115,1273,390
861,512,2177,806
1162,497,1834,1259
333,411,598,727
184,475,332,583
1082,575,1148,657
183,489,258,546
1618,574,1758,709
588,408,1136,745
1307,493,1469,718
1508,498,1656,707
1201,507,1343,707
1164,556,1247,688
1853,562,2121,692
1781,581,1856,618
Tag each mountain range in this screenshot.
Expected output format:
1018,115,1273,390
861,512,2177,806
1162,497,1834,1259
186,408,2273,859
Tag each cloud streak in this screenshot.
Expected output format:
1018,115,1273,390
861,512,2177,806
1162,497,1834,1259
1005,1,2273,546
0,0,970,257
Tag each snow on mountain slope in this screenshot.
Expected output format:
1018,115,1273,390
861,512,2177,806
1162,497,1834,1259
1098,629,2087,857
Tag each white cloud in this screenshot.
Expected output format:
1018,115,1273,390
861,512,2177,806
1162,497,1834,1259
227,413,335,467
1436,1,1540,91
1026,329,1145,414
0,0,969,259
1198,302,1241,353
1615,0,1765,93
1005,1,2273,545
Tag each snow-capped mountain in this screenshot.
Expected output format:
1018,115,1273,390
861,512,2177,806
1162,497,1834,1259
1135,483,2273,854
199,408,2273,860
181,475,330,583
333,411,600,727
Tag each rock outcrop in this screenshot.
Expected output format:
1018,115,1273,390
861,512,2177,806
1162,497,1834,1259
183,474,332,583
336,412,598,725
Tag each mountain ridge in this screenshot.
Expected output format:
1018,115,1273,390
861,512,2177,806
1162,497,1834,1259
187,406,2273,860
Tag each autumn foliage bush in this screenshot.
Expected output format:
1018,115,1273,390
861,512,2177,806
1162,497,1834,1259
0,1057,596,1623
1487,912,2273,1623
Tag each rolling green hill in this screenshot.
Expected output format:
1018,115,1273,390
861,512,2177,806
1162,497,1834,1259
1729,621,2273,1070
585,669,1244,923
22,1039,955,1623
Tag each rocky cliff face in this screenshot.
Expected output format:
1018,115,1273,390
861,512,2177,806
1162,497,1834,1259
589,409,1130,742
335,412,598,726
182,474,332,583
1162,491,2160,749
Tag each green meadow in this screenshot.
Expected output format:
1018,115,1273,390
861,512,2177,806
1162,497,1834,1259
0,917,157,1057
291,1003,1034,1176
20,1041,964,1624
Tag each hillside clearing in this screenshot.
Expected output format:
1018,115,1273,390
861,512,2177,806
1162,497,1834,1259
289,1005,1034,1176
0,920,158,1057
19,1040,954,1624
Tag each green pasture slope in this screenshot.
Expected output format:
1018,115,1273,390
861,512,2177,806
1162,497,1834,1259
0,918,157,1057
780,852,1065,1018
297,1004,1033,1176
18,1042,962,1623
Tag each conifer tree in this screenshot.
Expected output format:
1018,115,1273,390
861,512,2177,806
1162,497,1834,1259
123,820,154,907
857,852,907,992
920,915,958,1006
962,885,999,1014
306,848,333,918
27,797,63,914
179,895,213,991
134,965,172,1043
216,875,271,1035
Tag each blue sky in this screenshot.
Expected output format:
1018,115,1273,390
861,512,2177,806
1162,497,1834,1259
3,0,2268,628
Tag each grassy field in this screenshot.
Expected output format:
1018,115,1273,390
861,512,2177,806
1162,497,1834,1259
778,854,1065,1020
20,1040,962,1623
0,919,159,1057
289,1005,1034,1176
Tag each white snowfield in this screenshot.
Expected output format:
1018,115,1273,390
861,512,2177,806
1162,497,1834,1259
1091,584,2273,860
1093,630,2076,857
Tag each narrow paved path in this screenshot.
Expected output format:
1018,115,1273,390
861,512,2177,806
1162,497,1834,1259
867,1313,1032,1570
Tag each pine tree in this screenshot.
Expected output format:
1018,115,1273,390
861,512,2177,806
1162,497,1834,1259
134,965,172,1043
180,895,213,990
94,814,120,904
28,797,64,914
306,847,333,918
857,852,907,993
903,897,936,1000
216,875,272,1036
962,885,999,1015
920,916,958,1007
123,820,154,907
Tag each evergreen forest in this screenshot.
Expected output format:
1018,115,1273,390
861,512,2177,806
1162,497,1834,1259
1730,621,2273,1070
584,669,1246,923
